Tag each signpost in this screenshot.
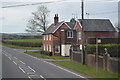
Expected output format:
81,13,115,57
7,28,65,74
96,38,101,74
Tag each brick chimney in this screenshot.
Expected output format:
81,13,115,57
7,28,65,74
54,14,59,25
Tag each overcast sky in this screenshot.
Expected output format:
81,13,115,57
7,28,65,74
0,0,119,33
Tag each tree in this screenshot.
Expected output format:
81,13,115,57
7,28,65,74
26,5,50,33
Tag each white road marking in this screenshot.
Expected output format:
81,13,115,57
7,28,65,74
14,57,18,60
28,66,35,72
43,61,85,79
8,57,11,60
19,60,25,65
40,75,46,80
13,61,17,65
19,67,26,73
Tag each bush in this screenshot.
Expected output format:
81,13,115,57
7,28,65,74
86,44,120,57
40,50,52,56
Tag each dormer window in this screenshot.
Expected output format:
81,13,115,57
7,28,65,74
67,31,73,38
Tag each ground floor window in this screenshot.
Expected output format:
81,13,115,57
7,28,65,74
55,46,60,53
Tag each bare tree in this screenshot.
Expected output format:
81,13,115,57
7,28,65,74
26,5,50,33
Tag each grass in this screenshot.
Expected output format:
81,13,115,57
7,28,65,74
51,61,120,78
6,38,42,42
25,51,67,59
2,43,41,50
25,51,46,58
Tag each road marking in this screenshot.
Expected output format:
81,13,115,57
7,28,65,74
13,61,17,65
40,75,46,80
8,57,11,60
19,60,25,65
19,67,26,73
43,61,85,79
14,57,18,60
27,66,35,72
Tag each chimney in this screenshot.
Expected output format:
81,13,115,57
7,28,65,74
54,14,59,25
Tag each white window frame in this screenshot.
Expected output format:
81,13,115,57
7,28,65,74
43,44,45,50
44,35,45,40
55,46,60,53
49,35,51,40
78,32,81,40
67,31,73,38
49,45,51,52
46,35,48,40
46,44,48,51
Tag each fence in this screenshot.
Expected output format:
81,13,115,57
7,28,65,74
70,48,120,74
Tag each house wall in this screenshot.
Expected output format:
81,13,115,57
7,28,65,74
42,34,53,52
74,21,82,44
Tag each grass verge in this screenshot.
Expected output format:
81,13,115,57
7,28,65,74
25,51,67,59
2,43,41,50
51,61,120,78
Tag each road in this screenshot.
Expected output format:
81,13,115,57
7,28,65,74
2,46,86,80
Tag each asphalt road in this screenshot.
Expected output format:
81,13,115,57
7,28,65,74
2,46,86,80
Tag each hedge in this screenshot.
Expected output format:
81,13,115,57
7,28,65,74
86,44,120,57
2,40,42,47
40,50,52,56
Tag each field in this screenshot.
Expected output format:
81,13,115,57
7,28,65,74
2,38,43,47
7,38,42,42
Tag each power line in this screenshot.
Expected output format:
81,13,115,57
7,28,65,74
2,0,67,8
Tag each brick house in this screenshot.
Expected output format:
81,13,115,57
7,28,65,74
43,14,116,56
75,19,117,46
42,14,79,56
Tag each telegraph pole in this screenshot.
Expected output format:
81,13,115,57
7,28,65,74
81,0,84,20
81,0,85,64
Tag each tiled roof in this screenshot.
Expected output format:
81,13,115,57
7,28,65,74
43,21,75,35
78,19,116,32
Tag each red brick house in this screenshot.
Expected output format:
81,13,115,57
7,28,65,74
42,14,78,56
75,19,117,45
43,14,116,56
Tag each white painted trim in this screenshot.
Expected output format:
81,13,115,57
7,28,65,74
64,22,72,29
74,20,83,29
53,21,71,33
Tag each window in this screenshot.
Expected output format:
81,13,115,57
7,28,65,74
43,44,46,50
46,44,48,51
49,35,51,40
49,45,51,52
46,35,48,40
44,35,45,40
78,32,81,40
67,31,73,38
55,46,60,53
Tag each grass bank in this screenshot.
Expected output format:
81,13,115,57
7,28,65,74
51,61,120,78
25,51,67,59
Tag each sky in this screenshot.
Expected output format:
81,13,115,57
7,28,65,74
0,0,119,33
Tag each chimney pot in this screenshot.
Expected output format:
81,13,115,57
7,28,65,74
54,14,59,25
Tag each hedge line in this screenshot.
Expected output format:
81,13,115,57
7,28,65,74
86,44,120,57
2,40,42,47
40,50,52,56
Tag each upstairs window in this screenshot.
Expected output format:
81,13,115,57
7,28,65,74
43,35,45,40
46,35,48,40
67,31,73,38
78,32,81,40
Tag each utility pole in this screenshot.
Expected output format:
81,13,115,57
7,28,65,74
81,0,85,64
82,0,84,20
